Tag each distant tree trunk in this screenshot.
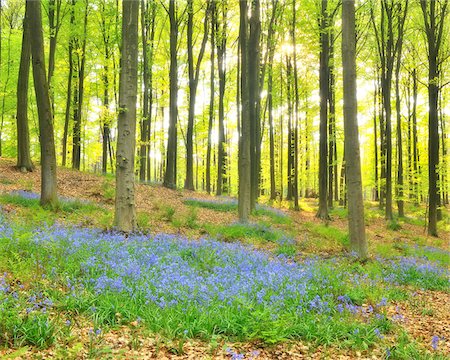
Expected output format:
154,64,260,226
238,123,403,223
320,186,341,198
249,0,261,210
114,0,139,232
328,27,337,207
371,0,408,220
420,0,447,236
395,46,404,217
291,0,299,211
268,58,276,200
339,149,346,207
373,76,379,201
279,66,284,200
412,68,420,205
139,0,155,180
28,0,58,207
216,0,227,196
439,91,448,205
62,31,73,167
0,21,12,157
72,0,88,170
238,0,251,222
16,3,33,172
342,0,367,259
100,0,111,174
185,0,209,190
286,57,294,201
265,0,280,201
206,4,215,194
48,0,62,92
317,0,330,219
163,0,178,189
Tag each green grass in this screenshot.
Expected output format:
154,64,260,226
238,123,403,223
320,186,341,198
183,199,236,212
303,222,349,248
183,198,291,225
204,221,285,243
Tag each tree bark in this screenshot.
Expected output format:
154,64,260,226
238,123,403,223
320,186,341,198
16,4,34,172
28,0,58,207
185,0,209,190
342,0,367,259
420,0,448,236
317,0,330,219
238,0,251,222
216,0,227,195
163,0,178,189
114,0,139,232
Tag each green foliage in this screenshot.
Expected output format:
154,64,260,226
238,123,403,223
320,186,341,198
387,219,402,231
137,212,151,230
303,222,349,248
184,199,236,212
161,206,176,222
206,222,284,243
101,179,115,202
185,207,198,229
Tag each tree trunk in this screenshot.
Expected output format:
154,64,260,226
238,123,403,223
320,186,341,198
317,0,330,219
185,0,209,190
72,0,88,170
28,0,58,207
342,0,367,259
238,0,251,222
163,0,178,189
420,0,447,236
395,48,404,217
373,76,379,201
292,0,299,211
114,0,139,232
206,6,215,194
16,4,34,172
216,1,227,195
249,0,261,210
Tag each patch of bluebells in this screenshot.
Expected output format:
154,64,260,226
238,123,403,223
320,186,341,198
0,218,406,345
1,221,383,320
6,190,92,206
10,190,41,200
412,244,450,256
378,256,450,289
431,335,440,350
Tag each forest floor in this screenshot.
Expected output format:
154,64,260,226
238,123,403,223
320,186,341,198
0,158,448,359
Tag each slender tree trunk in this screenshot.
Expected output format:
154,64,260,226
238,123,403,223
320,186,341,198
28,0,58,207
292,0,299,211
139,0,149,181
286,57,294,201
206,6,215,194
249,0,261,210
72,0,88,170
16,5,33,172
62,40,73,167
268,59,276,200
163,0,178,189
342,0,367,259
238,0,251,222
317,0,330,219
373,76,379,201
0,25,12,157
216,1,227,195
328,28,336,207
420,0,447,236
395,50,404,217
185,0,209,190
412,69,420,205
114,0,139,232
